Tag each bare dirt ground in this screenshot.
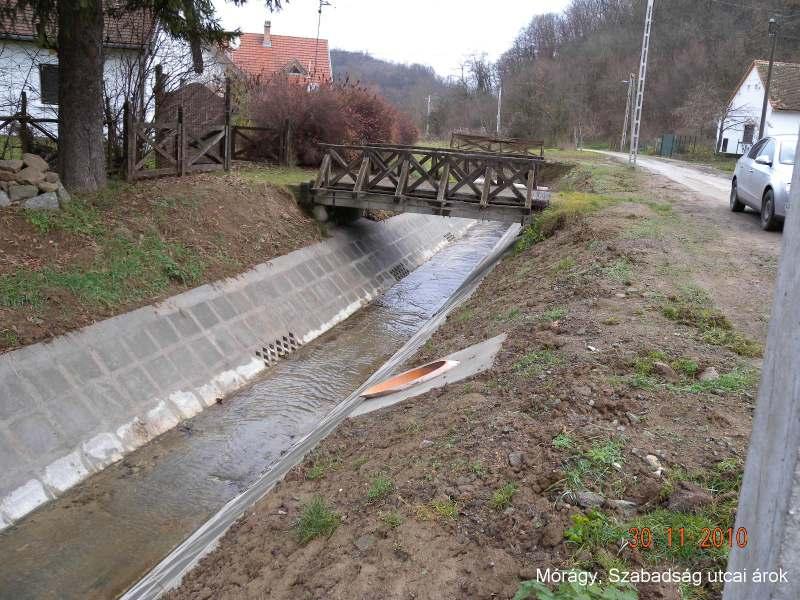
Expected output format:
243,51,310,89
0,169,322,351
168,154,781,600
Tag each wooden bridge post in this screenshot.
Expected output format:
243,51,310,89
178,105,186,177
18,91,32,155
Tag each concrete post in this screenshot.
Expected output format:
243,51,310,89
723,132,800,599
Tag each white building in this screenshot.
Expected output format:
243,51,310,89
0,10,154,126
718,60,800,156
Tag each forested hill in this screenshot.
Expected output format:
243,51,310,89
330,49,445,128
497,0,800,144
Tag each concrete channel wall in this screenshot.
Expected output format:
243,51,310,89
0,214,472,530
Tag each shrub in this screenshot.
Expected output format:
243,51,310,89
244,76,418,166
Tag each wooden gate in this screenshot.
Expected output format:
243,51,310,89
125,106,228,180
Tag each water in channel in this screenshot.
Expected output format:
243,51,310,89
0,220,508,600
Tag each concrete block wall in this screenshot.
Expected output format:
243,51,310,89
0,214,472,529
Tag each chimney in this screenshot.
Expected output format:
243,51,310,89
263,21,272,47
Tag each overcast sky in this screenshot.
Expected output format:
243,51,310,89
214,0,572,78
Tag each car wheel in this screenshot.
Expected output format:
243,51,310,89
730,179,745,212
760,189,780,231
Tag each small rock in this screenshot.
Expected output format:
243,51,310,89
576,490,605,508
644,454,665,477
22,192,59,210
44,171,60,183
57,183,71,206
667,481,713,513
606,498,638,517
15,166,45,185
8,184,38,202
0,159,23,172
354,534,376,552
653,361,679,381
699,367,720,382
540,521,564,547
615,293,627,298
0,190,9,207
0,170,16,182
419,439,434,449
573,385,592,397
38,181,59,193
22,152,49,171
508,451,524,468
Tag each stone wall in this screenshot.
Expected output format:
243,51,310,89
0,153,70,210
0,214,472,529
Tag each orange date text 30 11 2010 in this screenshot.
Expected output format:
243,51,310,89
627,527,749,550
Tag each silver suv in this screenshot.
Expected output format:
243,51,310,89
730,134,796,231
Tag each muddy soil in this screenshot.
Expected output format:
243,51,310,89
168,156,780,600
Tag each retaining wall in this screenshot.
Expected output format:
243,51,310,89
0,214,472,529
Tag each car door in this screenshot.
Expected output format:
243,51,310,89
739,139,766,206
749,138,776,209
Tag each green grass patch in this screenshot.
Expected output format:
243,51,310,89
453,307,474,323
701,327,763,358
553,257,576,273
380,511,403,529
513,350,562,377
513,575,637,600
552,433,576,451
430,498,458,520
469,461,487,478
539,306,568,322
564,440,623,493
232,165,317,187
306,454,340,480
671,368,758,395
673,357,700,377
603,258,633,285
367,473,394,503
515,191,619,253
0,234,204,310
25,200,104,238
496,307,523,322
295,496,340,544
489,482,518,510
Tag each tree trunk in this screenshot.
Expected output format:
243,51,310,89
57,0,107,191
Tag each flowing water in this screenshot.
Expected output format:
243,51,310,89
0,221,509,600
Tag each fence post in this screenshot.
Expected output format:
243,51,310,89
124,101,135,182
178,105,186,176
18,91,32,154
283,119,294,167
223,77,232,171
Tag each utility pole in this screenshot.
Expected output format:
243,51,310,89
629,0,655,167
758,17,779,140
425,95,431,138
496,86,502,136
313,0,332,78
621,73,636,152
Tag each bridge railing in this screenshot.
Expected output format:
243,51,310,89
311,143,550,223
450,132,545,158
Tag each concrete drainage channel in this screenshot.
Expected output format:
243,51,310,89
0,217,518,599
123,221,520,600
0,213,468,529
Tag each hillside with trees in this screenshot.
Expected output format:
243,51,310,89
341,0,800,148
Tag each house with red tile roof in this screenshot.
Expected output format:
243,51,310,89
228,22,332,85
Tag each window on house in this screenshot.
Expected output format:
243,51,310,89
39,64,59,105
288,66,303,75
743,124,755,144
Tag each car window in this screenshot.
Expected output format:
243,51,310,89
748,139,767,159
780,140,797,165
760,139,776,162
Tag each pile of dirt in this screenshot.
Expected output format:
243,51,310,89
0,171,322,351
168,156,775,600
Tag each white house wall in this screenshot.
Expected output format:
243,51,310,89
720,65,800,154
0,39,147,133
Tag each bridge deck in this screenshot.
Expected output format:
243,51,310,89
310,143,551,224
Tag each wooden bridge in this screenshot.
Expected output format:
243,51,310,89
310,143,551,224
